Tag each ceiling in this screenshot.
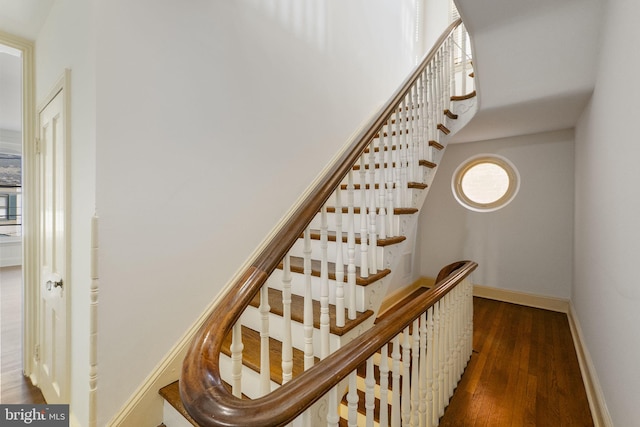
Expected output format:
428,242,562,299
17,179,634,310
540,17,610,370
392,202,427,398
0,0,55,41
451,0,604,143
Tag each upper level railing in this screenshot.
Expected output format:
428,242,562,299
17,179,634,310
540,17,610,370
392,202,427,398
180,19,474,426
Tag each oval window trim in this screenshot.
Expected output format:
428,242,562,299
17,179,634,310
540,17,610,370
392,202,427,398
452,154,520,212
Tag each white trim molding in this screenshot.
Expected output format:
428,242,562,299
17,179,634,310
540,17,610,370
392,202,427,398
90,214,99,427
567,303,614,427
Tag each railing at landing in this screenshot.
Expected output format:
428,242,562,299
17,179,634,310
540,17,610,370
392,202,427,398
180,19,475,427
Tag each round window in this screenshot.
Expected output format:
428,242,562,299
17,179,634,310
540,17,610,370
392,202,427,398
452,154,520,212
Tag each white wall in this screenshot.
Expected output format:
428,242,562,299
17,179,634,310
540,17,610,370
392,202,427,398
416,129,574,299
574,0,640,424
94,1,425,424
34,0,96,425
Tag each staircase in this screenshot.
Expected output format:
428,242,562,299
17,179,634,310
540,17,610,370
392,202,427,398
161,20,478,427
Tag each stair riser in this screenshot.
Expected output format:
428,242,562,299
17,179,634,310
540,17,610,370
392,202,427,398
288,237,393,271
343,165,434,189
309,212,411,237
326,187,423,210
266,269,371,313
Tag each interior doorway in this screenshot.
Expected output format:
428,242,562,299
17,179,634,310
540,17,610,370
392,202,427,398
0,36,43,404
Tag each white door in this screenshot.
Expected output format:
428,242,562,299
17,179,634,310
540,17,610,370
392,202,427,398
37,88,69,404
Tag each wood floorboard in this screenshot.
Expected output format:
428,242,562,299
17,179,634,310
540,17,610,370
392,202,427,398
1,266,46,404
439,298,593,427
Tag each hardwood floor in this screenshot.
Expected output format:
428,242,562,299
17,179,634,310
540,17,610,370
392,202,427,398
0,266,46,404
440,297,593,427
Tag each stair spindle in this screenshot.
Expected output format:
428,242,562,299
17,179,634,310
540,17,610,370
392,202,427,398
347,371,359,427
334,188,345,328
379,344,390,427
384,118,395,237
365,357,375,427
359,156,369,277
401,326,411,426
303,228,314,370
368,141,378,274
281,254,293,384
259,285,271,395
411,318,420,425
419,312,429,427
391,335,401,427
320,206,330,359
346,171,357,320
230,322,243,398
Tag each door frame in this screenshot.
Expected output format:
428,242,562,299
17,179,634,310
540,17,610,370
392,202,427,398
0,30,37,381
34,69,72,399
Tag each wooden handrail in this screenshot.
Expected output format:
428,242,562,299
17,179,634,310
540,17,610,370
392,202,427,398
181,260,476,426
180,19,465,427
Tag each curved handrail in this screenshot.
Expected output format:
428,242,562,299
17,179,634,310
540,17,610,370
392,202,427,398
181,260,476,426
181,19,465,427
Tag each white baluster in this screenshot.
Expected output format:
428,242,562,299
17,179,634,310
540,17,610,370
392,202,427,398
366,357,375,427
450,33,457,99
281,254,293,384
231,322,243,398
359,156,369,277
399,99,409,208
438,297,446,417
320,206,330,359
426,307,434,427
327,342,342,427
385,118,396,237
347,371,359,427
394,105,402,211
391,335,401,427
419,312,428,427
432,301,441,424
446,293,455,399
335,188,345,328
379,344,390,427
411,84,420,185
377,133,387,241
428,62,436,147
419,72,427,165
368,141,378,274
411,318,420,426
303,228,314,370
461,24,468,95
347,171,357,320
259,285,271,395
401,326,411,426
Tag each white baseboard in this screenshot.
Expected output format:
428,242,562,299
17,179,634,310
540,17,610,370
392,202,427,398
472,284,569,313
567,303,613,427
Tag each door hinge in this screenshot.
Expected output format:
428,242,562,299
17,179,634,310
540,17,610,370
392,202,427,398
34,344,40,362
35,137,41,154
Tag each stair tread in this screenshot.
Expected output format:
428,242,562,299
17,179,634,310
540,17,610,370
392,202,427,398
160,380,251,426
249,287,374,336
302,229,407,247
159,381,199,426
429,140,445,150
451,90,476,101
283,255,391,286
325,206,418,215
222,325,317,385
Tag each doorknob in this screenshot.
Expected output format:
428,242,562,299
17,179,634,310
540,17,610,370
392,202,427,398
46,279,63,291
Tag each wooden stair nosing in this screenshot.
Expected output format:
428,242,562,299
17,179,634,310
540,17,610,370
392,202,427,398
325,206,419,216
436,124,451,135
429,140,445,150
249,287,374,337
443,109,458,120
282,255,392,286
302,228,407,247
450,90,476,101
